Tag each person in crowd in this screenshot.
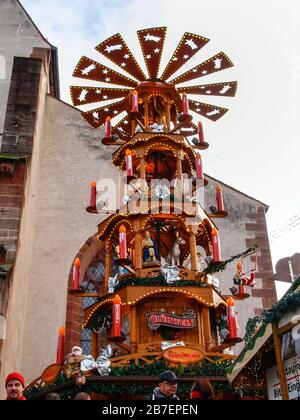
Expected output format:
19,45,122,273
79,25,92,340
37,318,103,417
5,372,26,401
73,392,91,400
145,371,179,400
45,393,61,400
190,379,215,400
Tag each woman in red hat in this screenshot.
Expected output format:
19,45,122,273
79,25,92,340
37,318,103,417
5,372,26,401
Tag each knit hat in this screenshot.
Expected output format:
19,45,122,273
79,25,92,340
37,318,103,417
5,372,25,388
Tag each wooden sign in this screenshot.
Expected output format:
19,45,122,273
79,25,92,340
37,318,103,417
42,364,61,385
163,346,204,365
145,310,197,331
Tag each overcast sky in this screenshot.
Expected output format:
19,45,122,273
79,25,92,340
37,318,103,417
20,0,300,295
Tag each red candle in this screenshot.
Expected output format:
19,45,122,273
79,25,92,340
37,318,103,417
132,90,139,113
198,121,205,144
125,149,133,177
90,182,97,208
57,327,65,365
227,297,238,339
119,225,127,259
216,185,225,212
195,153,204,179
182,93,189,115
112,295,122,337
105,116,111,139
211,228,222,262
73,258,81,289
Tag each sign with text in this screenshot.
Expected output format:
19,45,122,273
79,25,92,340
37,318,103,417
145,310,197,331
163,346,204,365
266,355,300,400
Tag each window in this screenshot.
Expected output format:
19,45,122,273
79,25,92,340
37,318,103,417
81,328,92,356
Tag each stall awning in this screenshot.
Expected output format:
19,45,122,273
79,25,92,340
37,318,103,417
227,323,272,383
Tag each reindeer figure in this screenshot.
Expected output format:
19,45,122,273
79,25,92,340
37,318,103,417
166,233,186,266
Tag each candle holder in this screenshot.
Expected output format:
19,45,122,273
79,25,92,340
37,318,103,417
208,210,229,218
222,337,243,345
177,113,193,124
114,257,132,267
193,141,210,151
86,205,98,214
107,335,127,343
192,178,209,188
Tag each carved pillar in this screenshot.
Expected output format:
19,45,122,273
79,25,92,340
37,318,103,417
134,231,143,271
130,305,138,353
203,307,212,352
144,99,149,129
189,228,198,272
166,102,171,132
104,240,111,293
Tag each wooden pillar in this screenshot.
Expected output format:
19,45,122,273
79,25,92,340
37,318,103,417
166,102,171,132
132,119,137,136
203,307,212,352
134,231,143,271
272,321,289,400
144,100,149,129
91,331,98,359
140,157,146,182
130,305,138,354
176,154,183,181
197,305,203,346
104,240,111,293
189,231,198,271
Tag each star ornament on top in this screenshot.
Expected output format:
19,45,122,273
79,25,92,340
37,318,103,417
71,27,237,133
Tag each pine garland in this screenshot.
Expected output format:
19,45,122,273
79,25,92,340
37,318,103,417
204,246,258,275
24,359,231,400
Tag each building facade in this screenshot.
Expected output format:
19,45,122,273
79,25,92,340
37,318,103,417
0,0,277,398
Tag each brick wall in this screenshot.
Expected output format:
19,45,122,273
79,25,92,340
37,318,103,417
245,207,277,314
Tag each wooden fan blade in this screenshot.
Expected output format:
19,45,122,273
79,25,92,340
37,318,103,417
81,99,127,129
70,86,131,106
112,116,131,140
96,33,146,81
170,52,234,85
189,100,228,122
179,122,198,137
137,27,167,80
178,81,238,98
161,32,210,81
73,56,137,88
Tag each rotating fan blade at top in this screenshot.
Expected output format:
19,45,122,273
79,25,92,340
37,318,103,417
170,52,234,85
177,81,238,98
96,33,146,81
73,56,137,88
189,100,228,122
70,86,131,107
160,32,210,81
137,27,167,80
81,99,126,129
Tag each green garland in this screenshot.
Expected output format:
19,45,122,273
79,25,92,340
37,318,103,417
204,246,258,275
115,275,207,292
25,359,231,400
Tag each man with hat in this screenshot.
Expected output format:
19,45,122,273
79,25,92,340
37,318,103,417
146,371,179,400
5,372,26,400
